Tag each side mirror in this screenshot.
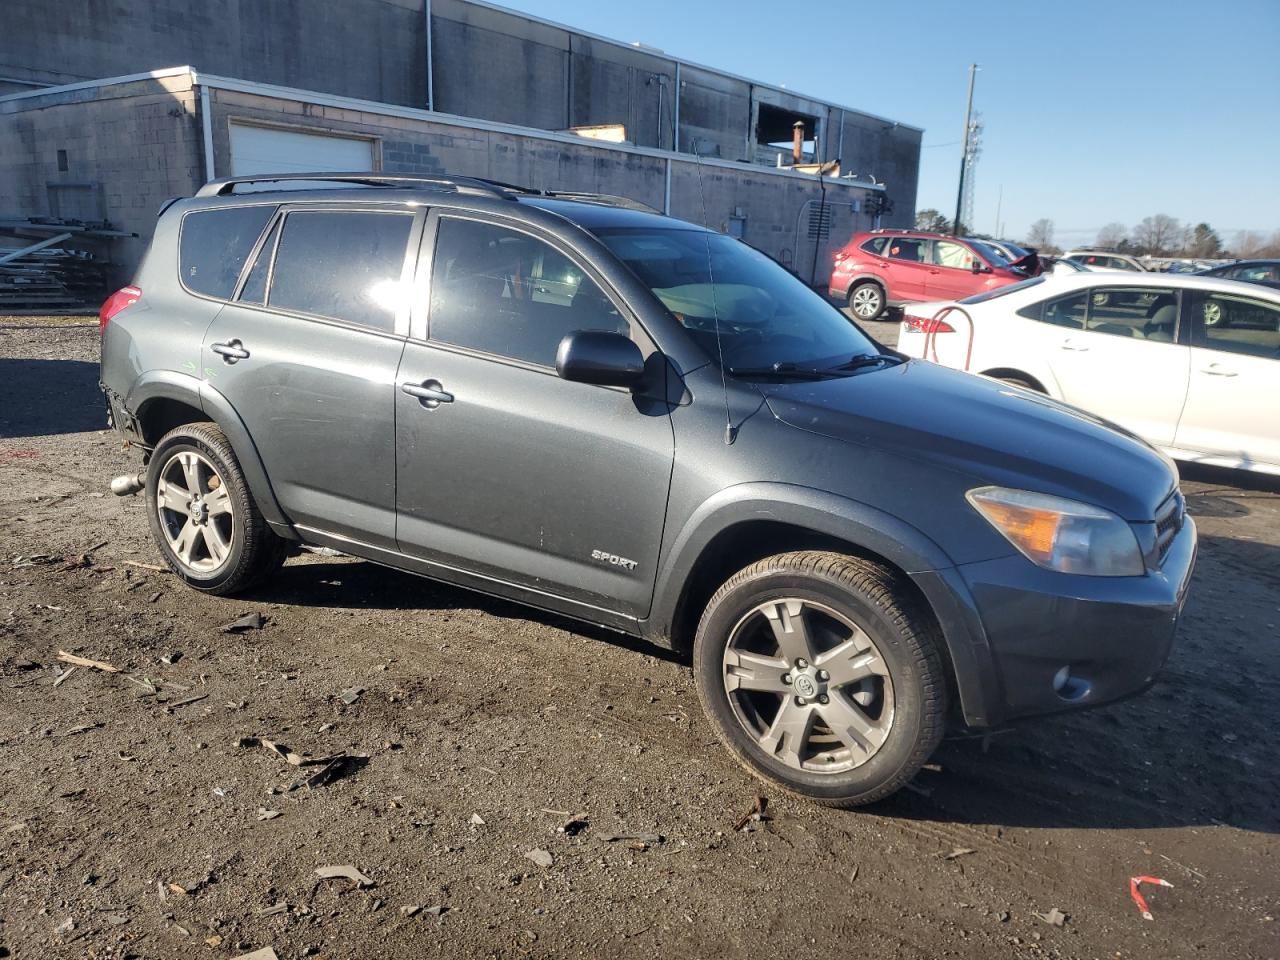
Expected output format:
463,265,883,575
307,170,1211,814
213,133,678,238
971,259,985,274
555,330,645,388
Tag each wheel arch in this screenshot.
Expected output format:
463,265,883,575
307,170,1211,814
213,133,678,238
126,371,291,530
644,484,999,727
977,367,1048,393
847,275,887,304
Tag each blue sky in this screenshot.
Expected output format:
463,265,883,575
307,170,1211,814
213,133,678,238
498,0,1280,248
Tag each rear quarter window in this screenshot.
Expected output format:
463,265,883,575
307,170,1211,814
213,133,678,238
179,206,276,299
860,237,889,255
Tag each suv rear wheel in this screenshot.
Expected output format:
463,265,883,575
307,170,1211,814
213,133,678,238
693,551,947,807
145,422,287,595
848,281,886,321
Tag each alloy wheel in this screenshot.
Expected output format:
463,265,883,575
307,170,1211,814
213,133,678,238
850,285,882,319
1202,301,1223,327
155,451,235,573
722,598,895,774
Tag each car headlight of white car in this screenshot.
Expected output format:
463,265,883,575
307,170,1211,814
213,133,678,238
966,486,1145,577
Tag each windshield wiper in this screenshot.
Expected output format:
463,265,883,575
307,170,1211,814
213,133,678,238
835,353,905,371
728,361,846,380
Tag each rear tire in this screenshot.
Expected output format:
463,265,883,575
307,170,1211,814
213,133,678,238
145,422,288,596
847,282,886,322
693,551,948,807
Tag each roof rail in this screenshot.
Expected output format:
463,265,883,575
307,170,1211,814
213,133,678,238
193,172,516,199
534,191,661,214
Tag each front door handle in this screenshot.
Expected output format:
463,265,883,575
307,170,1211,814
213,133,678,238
211,339,250,363
1200,364,1237,377
1059,340,1089,352
401,380,454,408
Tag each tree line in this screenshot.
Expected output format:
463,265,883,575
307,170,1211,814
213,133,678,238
914,209,1280,260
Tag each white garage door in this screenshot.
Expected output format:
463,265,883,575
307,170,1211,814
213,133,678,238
229,123,376,176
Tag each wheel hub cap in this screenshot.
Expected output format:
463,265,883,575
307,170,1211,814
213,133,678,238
789,666,824,701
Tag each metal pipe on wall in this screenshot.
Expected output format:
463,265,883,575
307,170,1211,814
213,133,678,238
425,0,434,110
673,62,681,152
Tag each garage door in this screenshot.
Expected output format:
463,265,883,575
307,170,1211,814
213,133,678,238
229,123,376,175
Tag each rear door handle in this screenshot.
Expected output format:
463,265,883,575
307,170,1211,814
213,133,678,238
401,380,454,408
211,339,250,363
1059,341,1089,352
1200,365,1237,377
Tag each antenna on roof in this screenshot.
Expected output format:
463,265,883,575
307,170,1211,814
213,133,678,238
689,145,736,445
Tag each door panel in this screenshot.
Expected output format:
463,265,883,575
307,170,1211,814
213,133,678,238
1045,286,1189,445
881,237,932,301
1174,290,1280,469
394,213,675,619
926,239,982,300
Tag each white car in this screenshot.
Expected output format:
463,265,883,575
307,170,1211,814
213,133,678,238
1062,250,1151,272
896,273,1280,476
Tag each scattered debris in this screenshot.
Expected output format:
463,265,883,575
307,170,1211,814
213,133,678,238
1129,876,1173,921
231,950,279,960
55,917,74,936
339,686,364,705
257,808,282,821
206,935,223,948
399,905,422,918
292,755,361,790
221,612,267,633
944,847,977,860
602,831,663,844
60,722,102,737
848,865,860,884
56,650,119,673
424,905,448,918
469,813,486,826
166,693,208,710
122,560,167,573
160,651,182,665
315,865,375,889
524,848,554,869
256,903,289,917
52,666,76,688
733,795,769,832
1034,907,1068,927
558,813,588,836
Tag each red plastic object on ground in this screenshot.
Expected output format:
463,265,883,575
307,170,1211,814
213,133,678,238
1129,875,1173,920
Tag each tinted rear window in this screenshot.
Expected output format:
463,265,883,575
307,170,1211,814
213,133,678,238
179,206,275,299
268,210,414,332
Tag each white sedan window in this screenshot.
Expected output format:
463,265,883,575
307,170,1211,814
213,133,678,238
1188,292,1280,360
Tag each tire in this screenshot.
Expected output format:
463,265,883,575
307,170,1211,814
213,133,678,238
997,375,1041,392
847,281,886,322
693,551,948,807
1091,291,1110,308
1202,301,1224,327
145,422,288,596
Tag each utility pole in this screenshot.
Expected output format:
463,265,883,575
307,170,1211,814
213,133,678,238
953,63,977,236
994,184,1003,238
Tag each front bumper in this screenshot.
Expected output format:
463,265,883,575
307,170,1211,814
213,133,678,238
956,515,1197,724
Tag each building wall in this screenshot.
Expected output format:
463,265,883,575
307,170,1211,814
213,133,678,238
0,74,202,273
0,0,426,105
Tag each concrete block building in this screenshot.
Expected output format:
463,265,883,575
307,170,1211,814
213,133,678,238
0,0,922,287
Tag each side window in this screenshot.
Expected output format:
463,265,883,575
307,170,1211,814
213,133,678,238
1087,287,1177,340
885,237,927,263
238,219,280,305
861,236,889,255
179,205,275,299
933,240,975,270
1021,291,1087,328
267,210,414,333
1187,291,1280,360
428,217,629,368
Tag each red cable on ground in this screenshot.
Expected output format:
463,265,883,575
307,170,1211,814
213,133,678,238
1129,875,1173,920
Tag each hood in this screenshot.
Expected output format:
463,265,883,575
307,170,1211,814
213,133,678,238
762,361,1175,522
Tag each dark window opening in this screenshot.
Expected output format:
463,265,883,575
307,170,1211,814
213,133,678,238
56,149,69,172
756,103,817,164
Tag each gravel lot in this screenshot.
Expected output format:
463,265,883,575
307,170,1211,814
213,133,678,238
1,321,1277,959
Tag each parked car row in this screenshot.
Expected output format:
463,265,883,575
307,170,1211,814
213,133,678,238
895,272,1280,476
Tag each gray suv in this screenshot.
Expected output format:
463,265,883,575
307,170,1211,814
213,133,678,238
99,173,1197,807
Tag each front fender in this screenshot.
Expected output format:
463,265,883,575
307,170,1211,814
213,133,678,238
646,481,999,728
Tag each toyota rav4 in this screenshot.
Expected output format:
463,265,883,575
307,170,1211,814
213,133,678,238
99,173,1196,807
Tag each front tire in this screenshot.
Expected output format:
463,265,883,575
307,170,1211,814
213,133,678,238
145,422,287,596
693,551,947,807
847,282,886,322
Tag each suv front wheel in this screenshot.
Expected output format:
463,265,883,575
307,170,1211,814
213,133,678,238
693,551,947,807
145,422,288,595
847,281,886,321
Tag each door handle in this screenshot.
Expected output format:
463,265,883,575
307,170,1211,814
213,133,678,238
1059,341,1089,352
401,380,454,408
211,339,250,363
1200,365,1237,377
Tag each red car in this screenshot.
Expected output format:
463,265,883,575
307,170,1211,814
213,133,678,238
829,230,1037,321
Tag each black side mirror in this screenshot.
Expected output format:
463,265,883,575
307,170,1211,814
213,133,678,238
556,330,645,388
971,259,985,274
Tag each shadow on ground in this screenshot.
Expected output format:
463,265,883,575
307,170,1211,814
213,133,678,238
0,358,104,438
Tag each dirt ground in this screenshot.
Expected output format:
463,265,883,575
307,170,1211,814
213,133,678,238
1,320,1277,960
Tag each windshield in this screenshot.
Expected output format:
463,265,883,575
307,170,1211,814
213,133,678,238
596,228,879,374
967,239,1013,267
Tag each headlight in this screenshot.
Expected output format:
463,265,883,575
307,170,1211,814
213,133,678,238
966,486,1144,577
